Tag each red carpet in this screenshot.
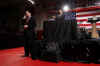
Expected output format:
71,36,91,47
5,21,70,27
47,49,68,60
0,47,100,66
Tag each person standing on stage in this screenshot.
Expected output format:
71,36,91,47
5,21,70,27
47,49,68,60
55,9,78,43
24,10,36,57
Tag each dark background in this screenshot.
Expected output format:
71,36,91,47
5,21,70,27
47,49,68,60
0,0,25,49
0,0,98,49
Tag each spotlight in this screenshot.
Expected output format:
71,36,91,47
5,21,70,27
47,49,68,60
63,5,70,12
28,0,35,5
95,2,100,5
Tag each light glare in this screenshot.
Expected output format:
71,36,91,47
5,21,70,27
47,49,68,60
63,5,70,12
28,0,35,4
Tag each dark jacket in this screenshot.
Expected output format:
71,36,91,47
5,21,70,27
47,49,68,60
55,14,78,43
28,16,36,31
24,16,36,32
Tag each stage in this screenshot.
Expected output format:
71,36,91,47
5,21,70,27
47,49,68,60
0,47,100,66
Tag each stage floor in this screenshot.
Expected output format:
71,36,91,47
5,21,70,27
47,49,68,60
0,47,100,66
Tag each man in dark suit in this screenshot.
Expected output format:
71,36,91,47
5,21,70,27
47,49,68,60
24,11,36,57
55,9,78,43
55,9,78,60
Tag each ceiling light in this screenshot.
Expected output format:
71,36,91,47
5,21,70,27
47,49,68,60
28,0,35,5
63,5,70,12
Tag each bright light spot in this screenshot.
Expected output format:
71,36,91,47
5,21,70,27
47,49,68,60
63,5,70,12
95,2,100,5
28,0,35,4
